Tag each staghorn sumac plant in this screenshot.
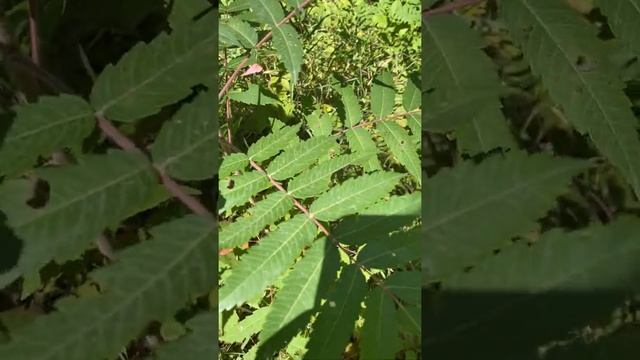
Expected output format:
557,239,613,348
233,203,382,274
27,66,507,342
218,0,421,359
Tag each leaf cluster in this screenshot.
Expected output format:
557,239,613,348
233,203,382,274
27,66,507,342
424,0,640,357
219,0,421,358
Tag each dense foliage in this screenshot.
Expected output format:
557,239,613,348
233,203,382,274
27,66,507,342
219,0,421,359
0,0,216,359
424,0,640,358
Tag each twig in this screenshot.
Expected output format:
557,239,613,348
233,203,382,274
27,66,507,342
423,0,486,19
223,50,234,145
217,0,314,100
0,13,38,100
27,0,40,65
78,44,97,81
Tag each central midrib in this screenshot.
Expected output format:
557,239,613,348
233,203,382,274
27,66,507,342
7,111,90,143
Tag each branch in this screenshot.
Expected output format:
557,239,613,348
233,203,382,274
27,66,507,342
217,0,313,100
423,0,486,19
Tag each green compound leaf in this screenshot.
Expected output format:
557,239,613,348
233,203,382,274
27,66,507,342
385,271,420,306
425,217,640,358
272,24,304,87
167,0,211,29
424,14,514,154
358,227,421,268
219,172,271,212
595,0,640,57
220,307,269,344
335,85,363,127
345,128,382,172
335,193,420,246
250,0,303,86
228,84,281,105
305,109,333,137
403,73,420,112
501,0,640,197
220,16,257,48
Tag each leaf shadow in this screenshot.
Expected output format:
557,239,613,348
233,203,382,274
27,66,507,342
253,214,420,359
371,76,395,92
0,110,14,152
254,237,337,359
0,210,22,273
423,286,640,359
